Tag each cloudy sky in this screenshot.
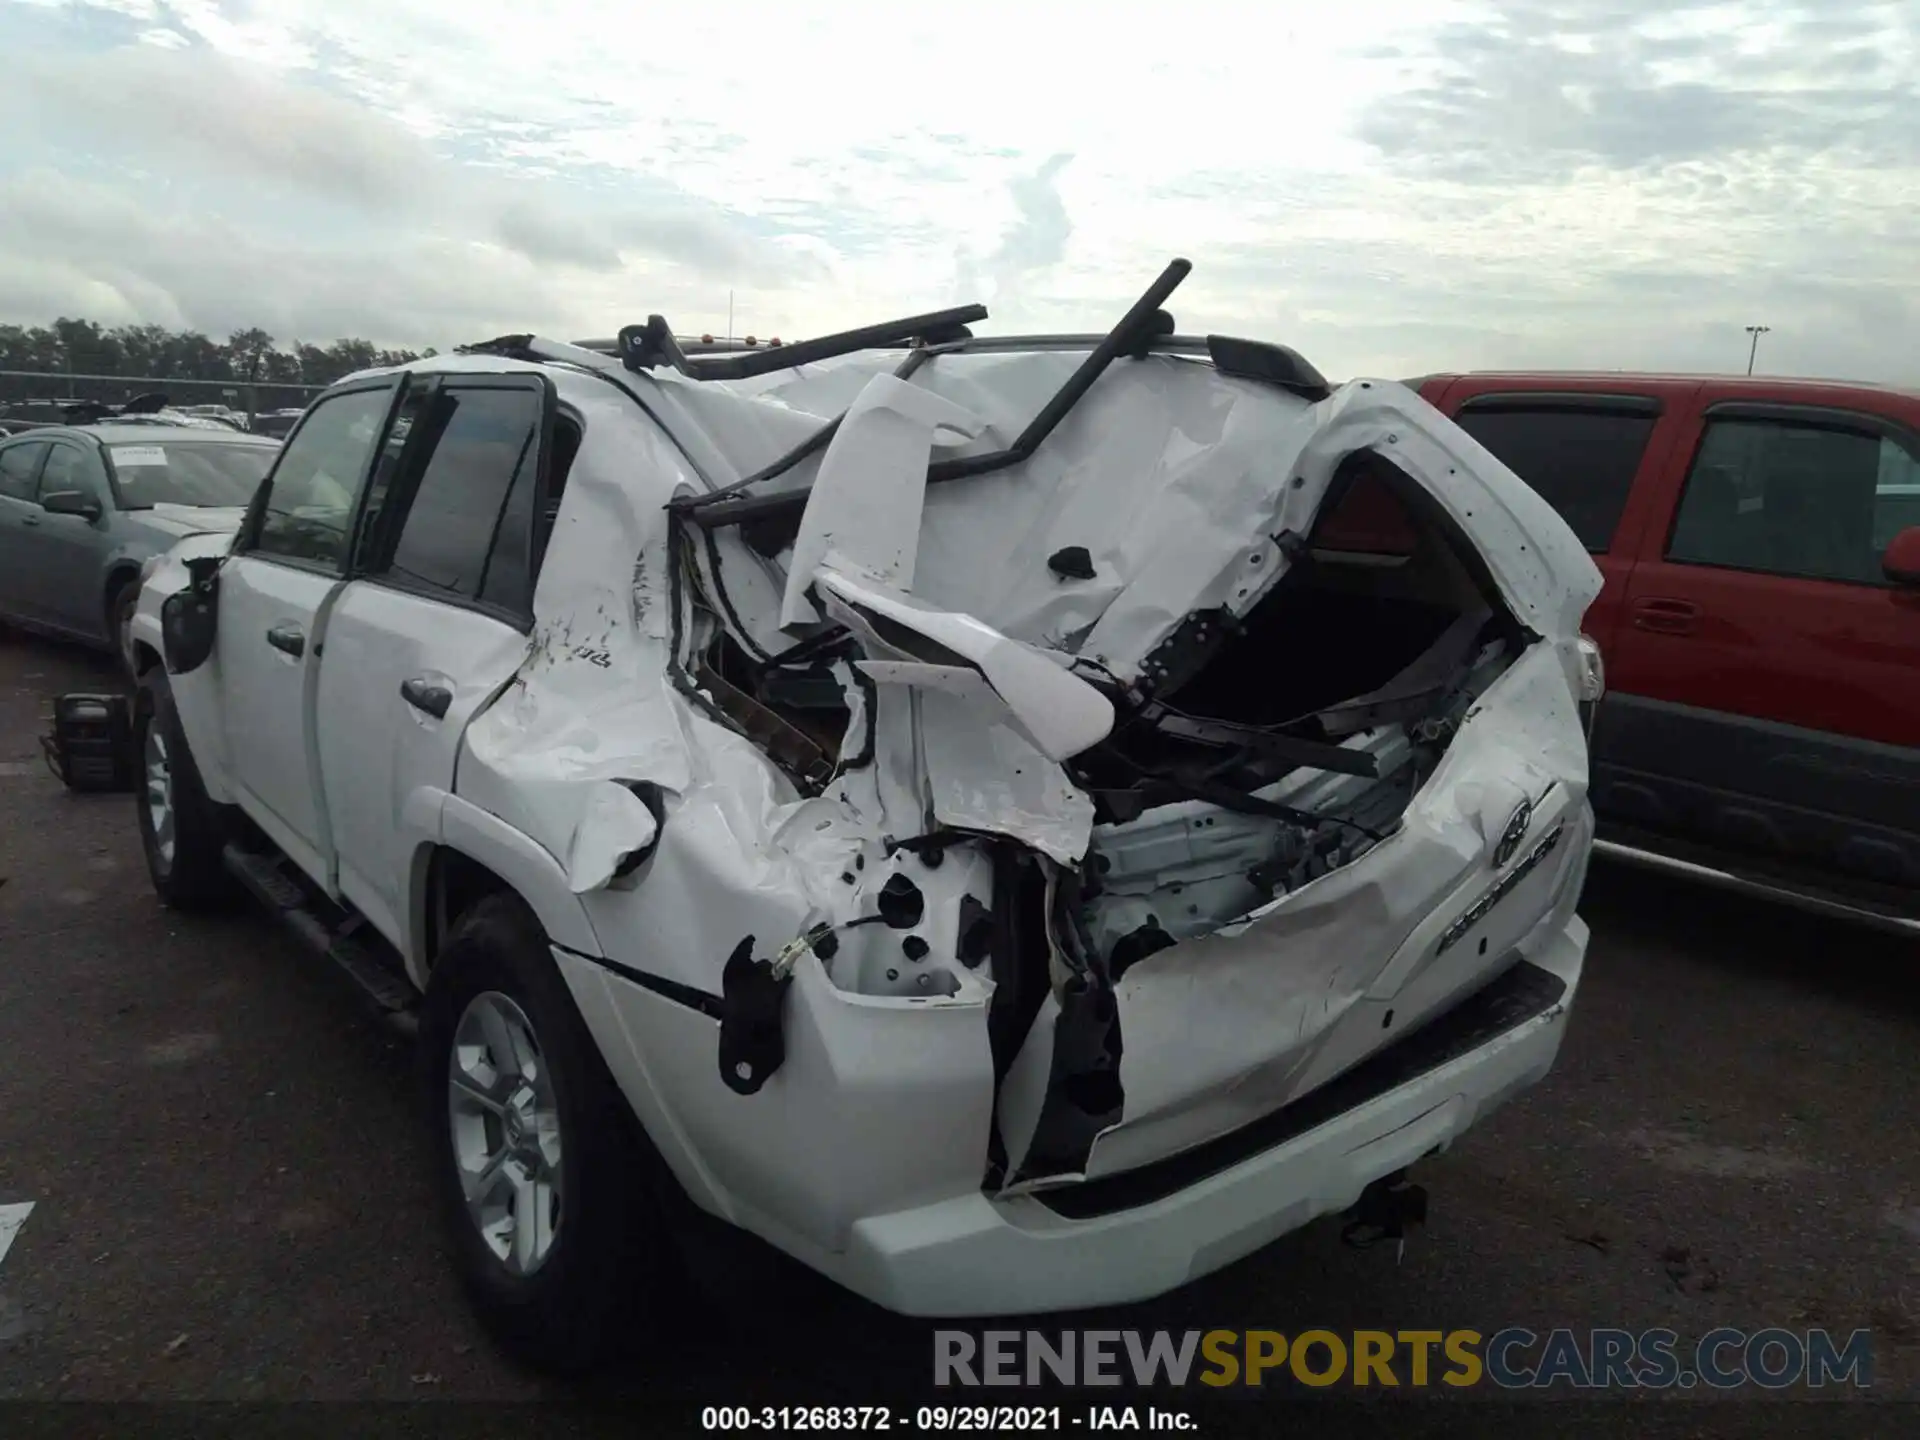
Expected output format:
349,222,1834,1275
1,0,1914,382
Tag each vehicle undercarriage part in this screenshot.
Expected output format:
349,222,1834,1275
40,693,136,792
1341,1171,1429,1259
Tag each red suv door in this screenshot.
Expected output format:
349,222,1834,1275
1601,394,1920,890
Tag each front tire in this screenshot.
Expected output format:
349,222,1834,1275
134,668,237,909
419,893,684,1374
111,583,139,680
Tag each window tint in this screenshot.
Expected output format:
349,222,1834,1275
383,385,541,607
37,444,94,500
1668,419,1904,585
0,441,47,501
1453,406,1655,552
253,388,392,571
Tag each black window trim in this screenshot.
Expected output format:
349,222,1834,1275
0,437,52,504
349,370,559,634
1455,390,1665,417
1699,400,1920,450
234,374,407,578
1663,406,1918,589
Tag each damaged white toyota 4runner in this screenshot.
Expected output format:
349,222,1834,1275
128,260,1603,1372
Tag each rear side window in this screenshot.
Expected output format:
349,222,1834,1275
1668,418,1904,586
380,384,542,611
0,441,47,501
1453,405,1655,553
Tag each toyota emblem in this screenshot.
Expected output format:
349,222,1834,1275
1492,799,1533,869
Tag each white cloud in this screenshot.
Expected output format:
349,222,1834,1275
0,0,1915,383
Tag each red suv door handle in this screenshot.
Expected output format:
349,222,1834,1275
1632,597,1700,635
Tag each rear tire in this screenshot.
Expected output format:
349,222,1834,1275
134,668,237,909
419,893,685,1374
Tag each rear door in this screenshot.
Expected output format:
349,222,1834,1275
30,440,115,638
1437,385,1685,657
216,378,402,884
0,439,50,622
314,373,557,956
1602,397,1920,888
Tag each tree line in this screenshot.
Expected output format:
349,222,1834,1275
0,318,434,389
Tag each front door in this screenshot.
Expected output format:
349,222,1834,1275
0,440,50,623
216,380,400,885
1602,400,1920,888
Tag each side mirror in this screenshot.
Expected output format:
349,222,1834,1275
1884,526,1920,588
41,489,104,522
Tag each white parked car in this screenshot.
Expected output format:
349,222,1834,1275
127,261,1603,1372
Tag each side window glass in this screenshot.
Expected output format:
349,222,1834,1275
486,414,581,612
37,445,92,500
1668,419,1887,585
1453,406,1655,553
253,388,392,572
0,442,48,502
1874,438,1920,553
382,385,541,605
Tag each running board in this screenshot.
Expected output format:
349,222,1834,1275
1591,838,1920,938
221,844,421,1034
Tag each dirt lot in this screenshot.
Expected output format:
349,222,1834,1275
1,629,1915,1428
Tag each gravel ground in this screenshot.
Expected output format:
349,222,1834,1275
1,628,1915,1430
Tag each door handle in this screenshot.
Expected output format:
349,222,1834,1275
266,622,306,658
400,677,453,719
20,514,39,528
1631,597,1700,636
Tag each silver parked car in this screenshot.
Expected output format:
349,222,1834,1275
0,422,280,661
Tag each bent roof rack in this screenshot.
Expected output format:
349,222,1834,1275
616,304,989,382
578,257,1330,554
679,258,1197,542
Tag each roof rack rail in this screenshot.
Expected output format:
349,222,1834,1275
683,258,1193,544
615,304,989,382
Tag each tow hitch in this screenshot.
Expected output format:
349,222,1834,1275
1341,1171,1429,1264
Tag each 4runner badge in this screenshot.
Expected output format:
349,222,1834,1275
1492,799,1533,869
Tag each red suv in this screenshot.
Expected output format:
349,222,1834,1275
1411,372,1920,935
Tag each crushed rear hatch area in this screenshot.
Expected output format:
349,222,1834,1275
459,262,1602,1215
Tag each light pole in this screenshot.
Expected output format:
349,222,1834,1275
1745,324,1770,375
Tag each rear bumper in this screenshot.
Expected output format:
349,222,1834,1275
811,912,1586,1317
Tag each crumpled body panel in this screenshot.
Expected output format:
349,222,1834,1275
407,341,1598,1215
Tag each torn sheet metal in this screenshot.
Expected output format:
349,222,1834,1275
663,354,1602,673
821,569,1115,763
779,372,985,627
563,780,662,893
